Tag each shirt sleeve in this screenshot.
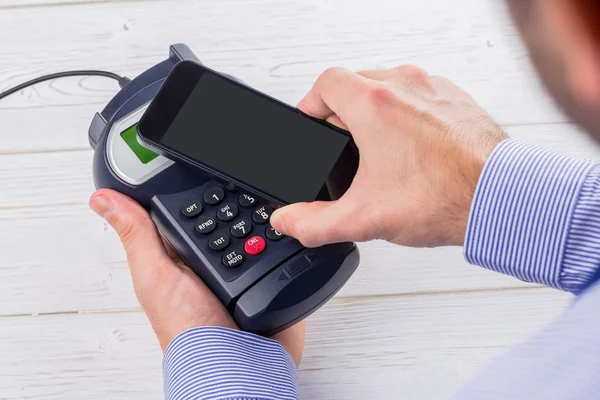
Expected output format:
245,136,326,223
163,327,299,400
465,139,600,294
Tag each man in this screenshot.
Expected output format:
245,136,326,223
89,1,600,398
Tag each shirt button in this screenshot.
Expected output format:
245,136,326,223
217,203,239,221
239,193,257,208
244,236,266,256
204,187,225,205
195,217,217,234
181,201,203,218
252,205,273,224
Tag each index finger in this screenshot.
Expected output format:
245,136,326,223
297,67,369,128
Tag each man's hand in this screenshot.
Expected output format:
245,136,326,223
89,189,305,366
270,66,507,248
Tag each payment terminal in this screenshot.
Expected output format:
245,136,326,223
88,44,360,335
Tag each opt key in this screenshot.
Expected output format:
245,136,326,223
244,236,266,256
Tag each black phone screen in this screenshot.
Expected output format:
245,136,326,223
149,63,355,204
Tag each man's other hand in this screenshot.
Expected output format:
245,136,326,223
89,189,305,366
270,66,507,248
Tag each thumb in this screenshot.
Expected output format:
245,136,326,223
270,201,355,248
89,189,171,283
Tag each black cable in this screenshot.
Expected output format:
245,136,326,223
0,70,130,101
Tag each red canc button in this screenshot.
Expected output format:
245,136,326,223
244,236,266,256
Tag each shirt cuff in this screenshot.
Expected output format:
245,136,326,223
465,139,600,294
562,164,600,292
163,327,299,400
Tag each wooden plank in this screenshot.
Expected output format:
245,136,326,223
0,0,90,7
0,103,104,155
0,288,571,399
301,289,570,400
506,123,600,161
0,0,566,132
0,0,133,8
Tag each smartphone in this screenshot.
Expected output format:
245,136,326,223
137,60,359,205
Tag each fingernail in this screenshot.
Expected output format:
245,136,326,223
89,193,112,218
271,211,287,234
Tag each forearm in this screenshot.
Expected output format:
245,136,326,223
164,327,299,400
465,139,600,294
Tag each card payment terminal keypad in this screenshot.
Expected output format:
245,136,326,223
181,185,285,270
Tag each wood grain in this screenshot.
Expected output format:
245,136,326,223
0,288,571,400
0,0,134,8
0,0,566,127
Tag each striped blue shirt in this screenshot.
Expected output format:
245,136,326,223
164,139,600,399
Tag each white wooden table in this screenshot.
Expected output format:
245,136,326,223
0,1,594,399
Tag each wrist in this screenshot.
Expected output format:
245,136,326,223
447,138,509,247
